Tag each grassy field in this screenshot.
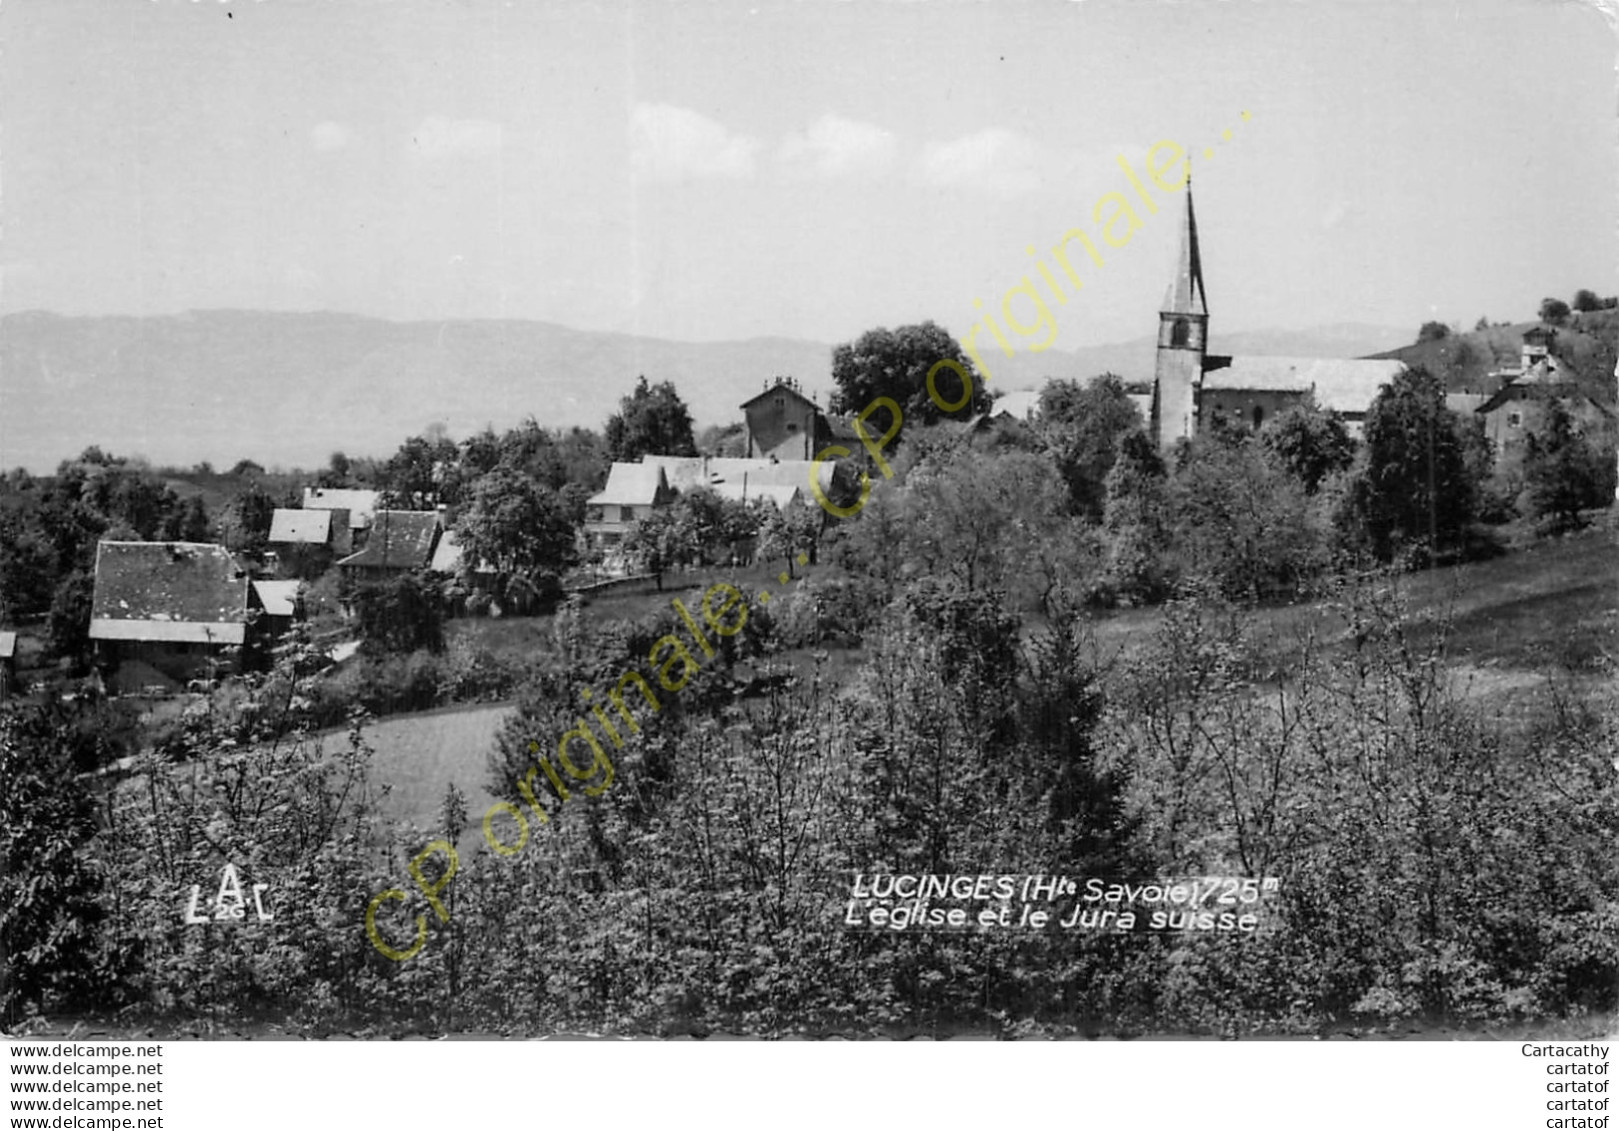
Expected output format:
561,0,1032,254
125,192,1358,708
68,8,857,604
362,517,1617,832
355,701,513,836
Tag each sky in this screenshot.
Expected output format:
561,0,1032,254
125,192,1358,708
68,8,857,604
3,0,1616,353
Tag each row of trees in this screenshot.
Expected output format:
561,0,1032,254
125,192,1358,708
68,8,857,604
7,561,1612,1034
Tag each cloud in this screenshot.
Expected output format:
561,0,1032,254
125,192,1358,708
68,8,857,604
918,129,1046,198
776,114,896,179
310,121,350,152
411,116,504,160
630,103,757,181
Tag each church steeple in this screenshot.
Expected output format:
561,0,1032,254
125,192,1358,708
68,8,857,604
1153,179,1209,449
1162,180,1207,318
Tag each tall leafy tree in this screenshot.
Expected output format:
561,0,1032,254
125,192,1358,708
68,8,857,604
1522,396,1610,530
1348,366,1477,562
604,377,697,463
1259,403,1355,494
828,320,990,426
456,467,579,580
1037,373,1143,521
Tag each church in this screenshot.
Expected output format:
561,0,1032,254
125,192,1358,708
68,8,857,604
1151,186,1407,449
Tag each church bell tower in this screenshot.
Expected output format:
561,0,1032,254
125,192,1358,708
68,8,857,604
1154,183,1209,449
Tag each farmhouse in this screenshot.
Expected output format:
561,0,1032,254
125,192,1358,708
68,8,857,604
88,541,252,692
1474,352,1616,464
335,510,442,582
1152,185,1406,447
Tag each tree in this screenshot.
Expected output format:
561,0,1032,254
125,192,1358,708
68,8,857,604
622,507,693,591
755,500,821,579
221,482,276,556
1522,397,1609,530
1571,289,1602,314
1259,403,1355,494
828,321,990,426
380,432,460,507
1347,366,1478,562
1170,432,1325,600
352,571,445,654
1417,321,1450,343
605,377,697,463
0,706,104,1024
1101,429,1174,603
1539,298,1571,326
162,495,212,542
1037,373,1143,522
455,468,579,608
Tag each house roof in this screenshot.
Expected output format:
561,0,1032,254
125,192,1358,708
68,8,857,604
251,580,303,617
268,508,332,545
641,455,835,494
1202,356,1407,415
335,511,440,570
711,482,803,508
429,529,464,573
0,631,15,659
587,462,670,508
88,541,249,645
739,378,821,413
990,390,1042,422
302,488,379,528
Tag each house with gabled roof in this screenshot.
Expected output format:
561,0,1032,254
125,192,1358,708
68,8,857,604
584,463,674,546
302,488,379,545
740,375,833,462
335,510,442,583
88,541,254,691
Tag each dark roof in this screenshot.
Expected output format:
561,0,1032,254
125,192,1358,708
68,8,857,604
89,541,249,644
336,511,440,570
739,378,822,413
1162,184,1208,318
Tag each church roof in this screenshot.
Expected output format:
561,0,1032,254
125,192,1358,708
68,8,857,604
1162,185,1208,318
1202,356,1407,414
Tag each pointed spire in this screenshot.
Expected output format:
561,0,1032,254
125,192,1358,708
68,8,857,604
1162,177,1207,318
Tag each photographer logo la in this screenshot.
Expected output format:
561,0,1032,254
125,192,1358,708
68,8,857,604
183,862,274,925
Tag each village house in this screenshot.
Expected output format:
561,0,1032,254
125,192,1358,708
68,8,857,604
302,487,380,548
740,375,832,462
267,506,349,575
250,579,305,641
334,510,442,583
1474,343,1617,466
88,541,254,693
583,462,675,548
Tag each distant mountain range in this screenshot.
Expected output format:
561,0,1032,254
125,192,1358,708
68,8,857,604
0,309,1419,471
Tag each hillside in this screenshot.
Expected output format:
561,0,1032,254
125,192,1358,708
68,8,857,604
1,310,1415,472
1368,310,1619,402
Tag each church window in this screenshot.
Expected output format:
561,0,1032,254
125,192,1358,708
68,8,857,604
1508,411,1522,428
1252,406,1265,428
1170,319,1189,347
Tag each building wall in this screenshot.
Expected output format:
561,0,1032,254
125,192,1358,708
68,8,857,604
1197,388,1306,434
745,393,822,462
584,501,659,544
1154,314,1206,449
